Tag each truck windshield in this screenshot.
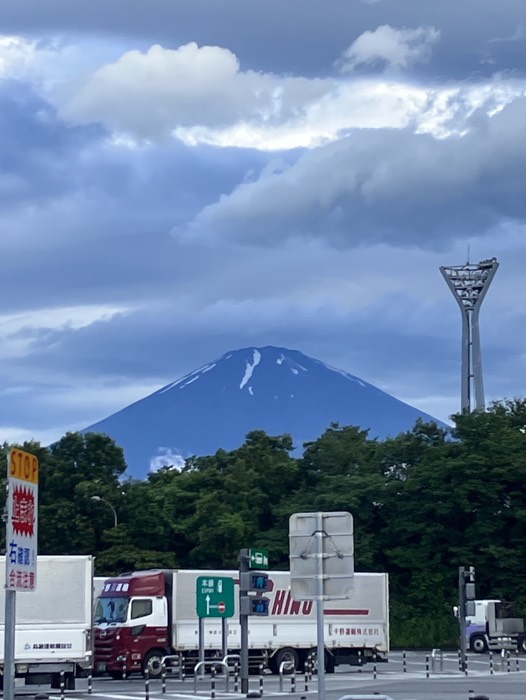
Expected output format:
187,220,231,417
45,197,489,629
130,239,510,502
94,597,129,623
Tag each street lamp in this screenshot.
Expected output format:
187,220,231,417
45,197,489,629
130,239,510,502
91,496,118,528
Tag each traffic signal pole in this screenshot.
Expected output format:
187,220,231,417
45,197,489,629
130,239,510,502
458,565,476,672
315,512,326,700
458,566,467,671
238,548,270,694
239,548,250,694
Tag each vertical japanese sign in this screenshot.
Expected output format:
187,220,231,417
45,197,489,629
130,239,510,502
6,448,38,591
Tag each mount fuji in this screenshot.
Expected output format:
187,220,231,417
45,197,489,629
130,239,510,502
82,346,446,478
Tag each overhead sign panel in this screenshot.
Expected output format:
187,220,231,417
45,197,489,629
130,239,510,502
6,448,39,592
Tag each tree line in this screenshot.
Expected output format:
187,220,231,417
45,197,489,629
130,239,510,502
2,398,526,648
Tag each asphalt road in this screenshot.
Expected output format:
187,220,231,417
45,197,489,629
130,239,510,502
10,651,526,700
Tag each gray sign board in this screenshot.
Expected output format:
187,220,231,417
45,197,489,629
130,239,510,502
289,511,354,600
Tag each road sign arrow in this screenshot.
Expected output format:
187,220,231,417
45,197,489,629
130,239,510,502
196,576,235,618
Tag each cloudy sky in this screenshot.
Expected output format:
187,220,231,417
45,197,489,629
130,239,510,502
1,0,525,448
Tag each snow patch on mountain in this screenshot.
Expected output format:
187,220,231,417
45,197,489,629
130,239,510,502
240,349,261,389
159,362,217,393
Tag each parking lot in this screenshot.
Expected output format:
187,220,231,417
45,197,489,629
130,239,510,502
8,651,526,700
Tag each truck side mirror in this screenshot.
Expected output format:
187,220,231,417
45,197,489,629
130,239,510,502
465,601,476,617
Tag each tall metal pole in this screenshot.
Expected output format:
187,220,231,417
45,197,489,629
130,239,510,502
221,618,228,660
460,311,470,413
315,513,326,700
238,549,249,694
3,474,16,700
440,258,498,413
458,567,467,672
198,617,204,666
4,589,16,700
471,308,485,411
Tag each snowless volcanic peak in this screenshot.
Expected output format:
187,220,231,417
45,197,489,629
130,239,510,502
82,345,445,478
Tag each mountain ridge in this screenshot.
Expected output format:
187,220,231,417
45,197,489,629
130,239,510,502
82,345,447,477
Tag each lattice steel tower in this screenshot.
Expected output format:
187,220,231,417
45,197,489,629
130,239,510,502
440,258,499,413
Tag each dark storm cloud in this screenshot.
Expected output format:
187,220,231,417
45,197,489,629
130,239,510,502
0,82,104,206
1,0,525,78
181,97,526,249
0,82,279,314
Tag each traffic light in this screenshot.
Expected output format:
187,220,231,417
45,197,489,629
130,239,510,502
250,597,270,616
240,572,269,592
239,572,270,616
463,566,476,617
240,594,270,616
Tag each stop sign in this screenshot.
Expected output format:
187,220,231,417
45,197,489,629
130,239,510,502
218,601,226,613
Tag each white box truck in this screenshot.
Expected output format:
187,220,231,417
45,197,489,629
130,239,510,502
467,599,526,653
94,568,389,678
0,555,94,689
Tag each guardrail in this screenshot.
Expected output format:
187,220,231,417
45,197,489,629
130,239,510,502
278,660,296,693
161,654,185,680
222,653,241,667
193,661,229,694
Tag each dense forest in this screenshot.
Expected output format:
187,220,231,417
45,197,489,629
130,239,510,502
2,398,526,648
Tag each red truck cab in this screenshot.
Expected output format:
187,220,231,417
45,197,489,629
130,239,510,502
94,570,170,678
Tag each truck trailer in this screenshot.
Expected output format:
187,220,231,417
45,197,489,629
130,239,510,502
94,568,389,678
0,555,94,689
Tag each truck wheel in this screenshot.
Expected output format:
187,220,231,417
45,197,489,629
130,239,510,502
142,651,164,678
273,648,300,674
470,634,488,654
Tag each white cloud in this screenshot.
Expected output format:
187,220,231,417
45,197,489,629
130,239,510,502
0,36,38,78
61,42,333,140
339,24,441,73
0,33,143,103
54,40,526,151
0,425,62,446
2,33,524,152
149,447,186,472
0,305,133,360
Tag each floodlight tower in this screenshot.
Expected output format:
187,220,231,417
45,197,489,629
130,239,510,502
440,257,499,413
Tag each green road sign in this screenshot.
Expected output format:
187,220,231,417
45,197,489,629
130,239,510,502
249,548,269,569
196,576,235,618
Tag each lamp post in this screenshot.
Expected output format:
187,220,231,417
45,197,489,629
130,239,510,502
91,495,118,528
440,257,498,413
